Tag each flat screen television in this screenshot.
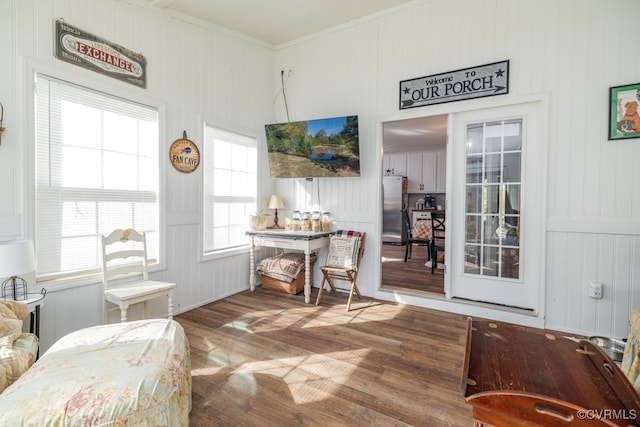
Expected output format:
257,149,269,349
265,115,360,178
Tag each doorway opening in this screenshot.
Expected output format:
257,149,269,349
381,114,447,296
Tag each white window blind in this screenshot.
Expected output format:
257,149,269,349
35,74,160,280
203,124,257,254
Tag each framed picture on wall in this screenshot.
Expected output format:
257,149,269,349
609,82,640,140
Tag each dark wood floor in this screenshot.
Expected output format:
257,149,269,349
176,289,473,426
381,243,445,295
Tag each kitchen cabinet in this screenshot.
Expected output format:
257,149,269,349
407,152,436,193
436,150,446,192
382,154,406,176
384,150,446,193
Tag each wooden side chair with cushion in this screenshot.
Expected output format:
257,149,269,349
404,210,430,262
315,230,366,311
101,228,176,323
430,212,446,274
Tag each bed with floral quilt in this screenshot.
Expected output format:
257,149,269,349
0,318,191,426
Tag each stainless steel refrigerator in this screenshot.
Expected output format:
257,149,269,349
382,176,408,244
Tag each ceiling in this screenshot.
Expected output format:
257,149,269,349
382,115,447,154
142,0,445,154
142,0,416,46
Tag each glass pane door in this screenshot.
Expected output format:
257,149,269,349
449,101,545,311
465,120,521,280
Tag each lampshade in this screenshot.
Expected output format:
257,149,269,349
268,195,285,210
0,240,36,279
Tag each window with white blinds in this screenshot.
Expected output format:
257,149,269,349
35,74,160,280
203,124,257,254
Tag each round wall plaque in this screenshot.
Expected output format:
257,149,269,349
169,132,200,173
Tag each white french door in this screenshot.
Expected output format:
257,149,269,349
449,102,545,310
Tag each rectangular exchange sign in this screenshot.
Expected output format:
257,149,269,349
399,60,509,109
54,20,147,88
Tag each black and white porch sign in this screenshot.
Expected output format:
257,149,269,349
54,20,147,88
399,60,509,109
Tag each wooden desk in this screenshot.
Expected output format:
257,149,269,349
462,318,640,426
247,230,332,303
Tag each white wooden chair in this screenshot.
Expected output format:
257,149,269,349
101,228,176,323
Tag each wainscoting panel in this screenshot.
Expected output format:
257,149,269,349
4,0,640,346
546,231,640,339
273,0,640,337
4,0,274,352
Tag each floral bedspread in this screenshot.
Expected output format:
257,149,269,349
0,319,191,426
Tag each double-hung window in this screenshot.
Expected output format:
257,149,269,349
35,74,160,281
202,124,257,255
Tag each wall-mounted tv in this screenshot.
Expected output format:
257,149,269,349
265,115,360,178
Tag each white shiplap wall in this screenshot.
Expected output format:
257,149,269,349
2,0,640,351
273,0,640,338
1,0,274,352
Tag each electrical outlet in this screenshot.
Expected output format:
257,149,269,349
589,282,603,299
288,68,294,78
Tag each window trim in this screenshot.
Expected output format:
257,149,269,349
199,117,260,263
23,59,168,289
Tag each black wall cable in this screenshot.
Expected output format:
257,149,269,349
281,70,290,122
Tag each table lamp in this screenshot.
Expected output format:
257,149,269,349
268,195,285,229
0,240,36,300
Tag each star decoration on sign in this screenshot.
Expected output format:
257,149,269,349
495,68,505,78
403,87,410,95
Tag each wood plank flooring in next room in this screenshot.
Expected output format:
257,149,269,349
382,243,445,295
175,289,473,427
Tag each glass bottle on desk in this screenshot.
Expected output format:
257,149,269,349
291,210,301,231
301,212,311,231
321,212,331,232
311,211,321,232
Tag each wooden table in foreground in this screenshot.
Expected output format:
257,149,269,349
247,230,332,303
462,318,640,426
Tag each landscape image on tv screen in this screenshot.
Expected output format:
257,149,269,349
265,115,360,178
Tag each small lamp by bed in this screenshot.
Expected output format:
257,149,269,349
0,240,36,300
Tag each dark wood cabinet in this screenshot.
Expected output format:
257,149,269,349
462,318,640,426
